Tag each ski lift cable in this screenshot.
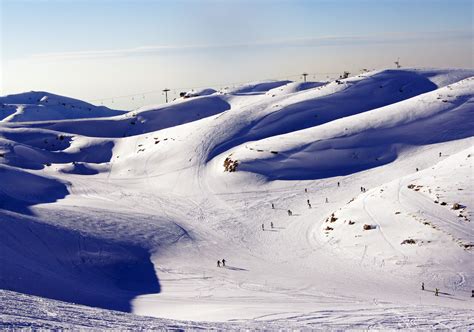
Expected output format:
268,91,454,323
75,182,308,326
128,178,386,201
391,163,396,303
87,71,341,104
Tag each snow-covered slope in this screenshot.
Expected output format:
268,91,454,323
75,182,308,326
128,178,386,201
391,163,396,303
0,91,126,122
1,68,473,329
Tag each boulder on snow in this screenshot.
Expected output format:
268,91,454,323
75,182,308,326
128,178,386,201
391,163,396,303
224,157,239,172
363,224,375,230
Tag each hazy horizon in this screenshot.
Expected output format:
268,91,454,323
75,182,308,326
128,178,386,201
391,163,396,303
1,0,473,109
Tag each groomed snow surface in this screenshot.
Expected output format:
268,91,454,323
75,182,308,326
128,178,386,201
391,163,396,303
1,69,473,329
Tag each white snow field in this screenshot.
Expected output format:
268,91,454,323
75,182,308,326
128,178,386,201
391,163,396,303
1,69,473,329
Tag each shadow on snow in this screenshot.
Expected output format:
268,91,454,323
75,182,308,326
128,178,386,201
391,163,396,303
0,212,160,312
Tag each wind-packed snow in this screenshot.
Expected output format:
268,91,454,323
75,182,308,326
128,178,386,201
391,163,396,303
1,69,473,329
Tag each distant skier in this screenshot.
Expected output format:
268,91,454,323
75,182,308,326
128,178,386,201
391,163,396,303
262,223,265,231
421,282,424,291
222,259,226,267
287,210,292,216
308,203,312,209
325,197,329,203
305,188,308,193
337,182,340,187
416,168,419,172
435,288,439,296
271,222,274,229
439,152,442,157
271,203,275,209
217,260,221,267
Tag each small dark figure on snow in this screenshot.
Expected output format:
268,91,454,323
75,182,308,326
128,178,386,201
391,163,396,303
271,203,275,209
222,259,226,267
325,197,329,203
305,188,308,193
435,288,439,296
337,182,340,187
421,282,424,291
416,168,419,172
217,260,221,267
262,223,265,231
271,222,274,229
308,203,312,209
360,186,364,192
288,210,293,216
439,152,442,157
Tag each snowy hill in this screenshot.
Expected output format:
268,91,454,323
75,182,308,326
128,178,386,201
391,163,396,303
0,68,473,329
0,91,126,122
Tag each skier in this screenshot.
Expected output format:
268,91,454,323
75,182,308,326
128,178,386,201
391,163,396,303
287,209,292,216
435,288,439,296
271,203,275,209
305,188,308,193
421,282,424,291
439,152,442,157
325,197,329,203
222,259,226,267
308,203,312,209
217,260,221,268
360,186,363,192
262,223,265,231
271,222,274,229
416,168,419,172
337,182,340,187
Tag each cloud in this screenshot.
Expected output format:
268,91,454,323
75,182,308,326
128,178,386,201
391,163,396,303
28,30,472,61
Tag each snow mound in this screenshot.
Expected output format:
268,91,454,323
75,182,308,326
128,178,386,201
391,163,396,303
223,80,291,95
183,88,217,97
0,91,126,122
0,164,69,213
5,94,230,138
207,69,472,161
230,76,474,180
265,81,326,96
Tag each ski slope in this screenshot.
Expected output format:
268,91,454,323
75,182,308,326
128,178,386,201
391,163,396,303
1,68,473,329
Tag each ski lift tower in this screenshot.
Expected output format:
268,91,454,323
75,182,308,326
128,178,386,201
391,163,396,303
394,58,401,69
162,88,171,103
302,73,308,82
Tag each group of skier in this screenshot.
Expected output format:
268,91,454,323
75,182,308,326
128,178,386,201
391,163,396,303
217,259,226,268
262,222,274,231
421,282,441,296
271,183,344,223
